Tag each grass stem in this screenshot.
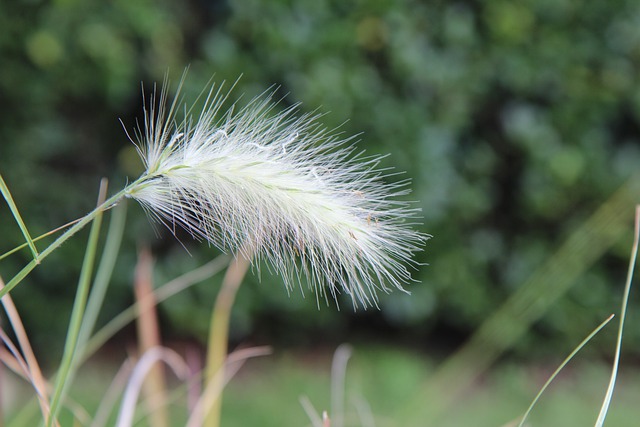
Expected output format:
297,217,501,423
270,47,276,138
203,243,253,427
595,205,640,426
518,314,615,427
47,180,108,427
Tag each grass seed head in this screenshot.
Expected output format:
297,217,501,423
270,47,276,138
125,78,428,308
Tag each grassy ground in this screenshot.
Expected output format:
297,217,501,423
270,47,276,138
5,344,639,426
221,346,640,427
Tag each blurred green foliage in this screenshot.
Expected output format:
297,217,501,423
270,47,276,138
1,0,640,358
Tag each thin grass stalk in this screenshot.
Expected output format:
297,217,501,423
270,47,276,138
115,347,189,427
0,217,84,262
0,326,52,426
330,344,352,427
203,243,254,427
134,366,201,425
0,278,52,423
0,346,26,379
47,180,108,427
132,353,204,425
134,247,167,427
517,314,615,427
595,205,640,426
0,174,39,260
0,328,32,382
76,201,127,358
14,256,224,427
2,203,127,427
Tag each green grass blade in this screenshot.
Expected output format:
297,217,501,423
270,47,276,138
1,258,39,298
76,200,127,359
0,174,39,260
47,180,109,427
518,314,615,427
595,205,640,427
6,201,131,427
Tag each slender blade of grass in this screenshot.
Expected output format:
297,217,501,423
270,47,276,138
115,348,189,427
331,344,352,427
595,205,640,427
76,201,127,360
0,174,39,260
203,242,254,427
518,314,615,427
0,217,84,262
0,277,53,423
47,180,108,427
4,202,128,427
0,327,31,381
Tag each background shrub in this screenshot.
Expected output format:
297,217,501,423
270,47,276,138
1,0,639,360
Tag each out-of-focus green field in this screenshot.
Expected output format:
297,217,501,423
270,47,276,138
6,345,639,426
223,347,640,427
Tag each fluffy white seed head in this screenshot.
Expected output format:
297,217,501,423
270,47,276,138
125,79,428,308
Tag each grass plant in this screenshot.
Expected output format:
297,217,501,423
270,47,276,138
0,74,424,426
595,206,640,425
0,74,637,427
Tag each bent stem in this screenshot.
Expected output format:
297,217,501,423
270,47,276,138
203,242,254,427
